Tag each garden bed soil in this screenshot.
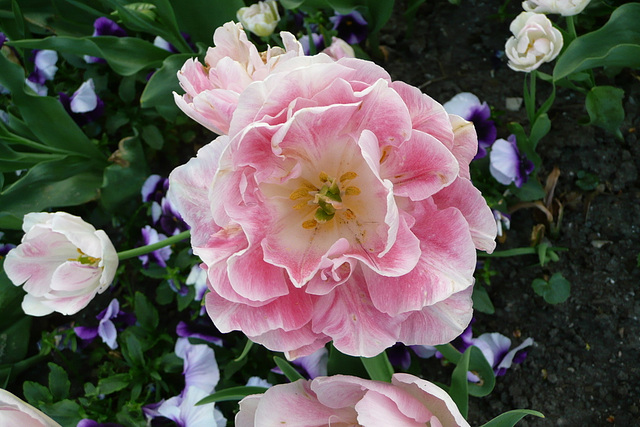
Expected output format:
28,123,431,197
380,0,640,425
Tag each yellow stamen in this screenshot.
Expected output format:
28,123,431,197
319,171,329,182
339,171,357,182
344,186,361,196
302,219,318,229
290,188,311,200
344,209,356,220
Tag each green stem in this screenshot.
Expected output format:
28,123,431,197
117,230,190,261
566,15,577,44
361,351,394,382
528,70,537,125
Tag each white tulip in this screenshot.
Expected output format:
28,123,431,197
523,0,591,16
505,12,563,72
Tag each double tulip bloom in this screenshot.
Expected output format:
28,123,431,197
170,22,497,359
4,212,118,316
505,11,563,72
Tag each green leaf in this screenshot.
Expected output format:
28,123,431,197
97,373,131,395
140,53,192,119
0,261,29,332
274,356,305,382
360,351,394,382
9,36,170,76
472,285,495,314
0,52,105,159
100,136,149,212
122,333,146,368
47,363,70,401
11,0,26,39
39,399,82,426
141,124,164,150
481,409,545,427
135,291,159,330
0,316,31,365
234,339,254,362
449,346,471,418
23,381,53,405
327,343,369,378
553,3,640,81
196,386,269,406
466,346,496,398
510,179,545,202
0,157,103,229
532,272,571,304
168,0,251,45
585,86,625,139
529,113,551,150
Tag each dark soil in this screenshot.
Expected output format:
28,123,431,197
381,0,640,425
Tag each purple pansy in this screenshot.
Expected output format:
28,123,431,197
144,337,226,426
443,92,497,159
59,79,105,126
77,420,123,427
142,174,188,236
412,320,533,381
489,134,535,187
330,11,368,45
176,320,223,346
153,33,195,53
0,232,16,257
387,343,412,370
299,33,325,55
493,209,511,238
74,299,136,350
26,50,58,96
138,225,172,268
84,17,127,63
186,264,208,301
246,377,272,388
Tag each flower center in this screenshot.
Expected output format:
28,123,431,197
69,248,101,267
290,171,361,229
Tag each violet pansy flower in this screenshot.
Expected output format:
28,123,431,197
26,50,58,96
59,79,104,126
141,175,188,236
443,92,497,159
176,320,223,346
493,209,511,238
74,298,135,350
489,134,535,187
186,264,208,301
246,377,272,388
175,337,220,393
330,10,368,45
84,17,127,64
76,419,123,427
138,225,171,268
299,33,325,55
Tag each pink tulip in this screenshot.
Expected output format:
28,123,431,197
235,373,469,426
4,212,118,316
0,389,60,426
173,21,305,135
170,43,497,359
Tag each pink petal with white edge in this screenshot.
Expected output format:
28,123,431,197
205,284,315,336
311,267,405,357
252,326,331,360
252,380,356,427
355,390,426,426
392,374,470,427
449,114,478,180
49,262,101,293
381,129,459,201
431,177,497,253
168,138,229,247
390,81,454,150
365,204,475,315
4,232,76,296
398,286,474,346
21,294,55,317
227,244,290,302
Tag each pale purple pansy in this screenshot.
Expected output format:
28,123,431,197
299,33,325,55
74,298,136,349
186,264,208,301
138,225,172,268
59,79,104,126
25,50,58,96
246,377,272,388
493,209,511,238
175,337,220,393
76,419,123,427
443,92,497,159
489,134,535,187
176,320,223,346
330,11,368,45
141,175,188,236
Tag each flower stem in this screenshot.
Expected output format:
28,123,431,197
566,15,577,44
361,351,394,383
117,230,191,261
